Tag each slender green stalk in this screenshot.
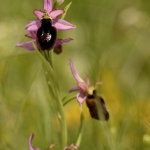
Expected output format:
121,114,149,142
33,42,67,147
55,92,68,149
42,50,67,148
75,107,84,146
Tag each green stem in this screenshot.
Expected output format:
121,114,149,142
55,91,68,149
43,50,67,148
75,106,84,146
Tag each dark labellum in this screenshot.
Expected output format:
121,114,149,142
36,18,57,50
86,90,109,121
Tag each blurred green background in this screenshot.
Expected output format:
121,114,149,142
1,0,150,149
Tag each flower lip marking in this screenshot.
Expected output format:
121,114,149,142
41,32,52,42
36,11,57,50
86,88,109,121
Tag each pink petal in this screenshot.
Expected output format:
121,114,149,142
76,91,87,106
49,9,64,19
55,38,73,46
16,40,36,50
77,82,87,92
29,133,40,150
69,60,85,83
25,20,41,31
69,85,80,92
34,10,44,19
53,18,76,30
25,31,36,39
44,0,52,12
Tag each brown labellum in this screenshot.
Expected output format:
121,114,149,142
36,18,57,50
86,90,109,121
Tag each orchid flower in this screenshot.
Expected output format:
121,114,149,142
25,0,76,32
16,0,75,51
69,60,102,106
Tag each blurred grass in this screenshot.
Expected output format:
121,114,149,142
0,0,150,149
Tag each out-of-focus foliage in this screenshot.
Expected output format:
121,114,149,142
0,0,150,150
